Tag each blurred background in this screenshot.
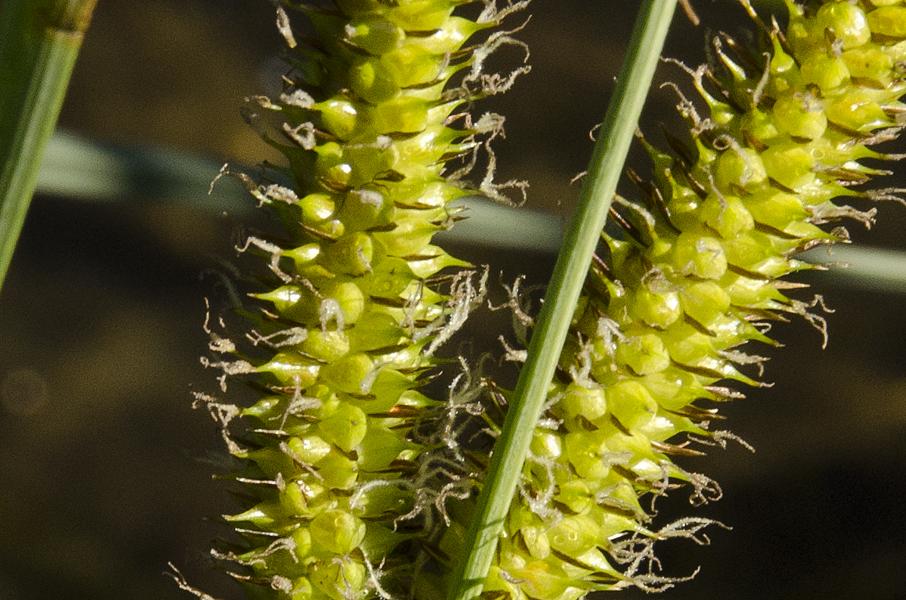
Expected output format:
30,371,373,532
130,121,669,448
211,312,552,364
1,1,905,598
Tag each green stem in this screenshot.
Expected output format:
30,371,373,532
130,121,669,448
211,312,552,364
446,2,677,598
0,0,97,294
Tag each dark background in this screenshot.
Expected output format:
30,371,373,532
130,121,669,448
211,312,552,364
1,1,905,598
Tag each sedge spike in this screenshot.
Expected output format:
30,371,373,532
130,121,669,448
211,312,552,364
469,1,906,598
195,1,527,599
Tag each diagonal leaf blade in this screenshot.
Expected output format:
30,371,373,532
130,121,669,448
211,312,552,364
0,0,97,294
446,2,678,598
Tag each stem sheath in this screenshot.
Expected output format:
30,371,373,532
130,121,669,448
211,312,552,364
446,2,678,598
0,0,97,294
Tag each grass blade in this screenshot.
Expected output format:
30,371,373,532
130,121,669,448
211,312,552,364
446,2,678,598
34,132,906,293
0,0,97,293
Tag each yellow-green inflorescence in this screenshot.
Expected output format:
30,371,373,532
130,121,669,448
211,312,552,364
475,1,906,598
196,1,527,599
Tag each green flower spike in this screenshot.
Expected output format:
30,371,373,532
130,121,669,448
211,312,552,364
477,1,906,598
194,1,528,599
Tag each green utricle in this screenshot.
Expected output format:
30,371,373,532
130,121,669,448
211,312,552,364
202,2,521,598
477,1,906,598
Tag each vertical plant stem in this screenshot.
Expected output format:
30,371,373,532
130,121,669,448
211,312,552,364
0,0,97,294
446,2,677,598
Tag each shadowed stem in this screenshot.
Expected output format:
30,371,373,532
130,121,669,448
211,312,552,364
0,0,97,294
446,2,678,599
